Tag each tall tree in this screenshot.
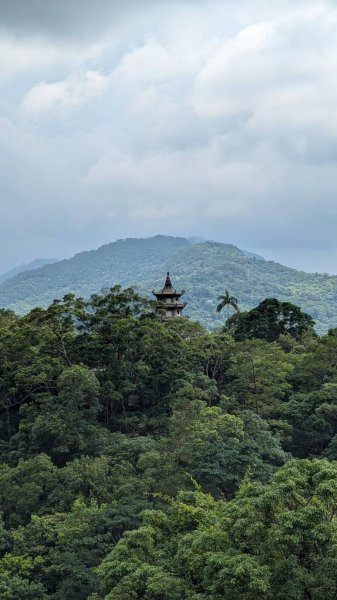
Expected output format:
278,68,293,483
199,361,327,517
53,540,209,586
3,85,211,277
216,290,240,315
227,298,315,342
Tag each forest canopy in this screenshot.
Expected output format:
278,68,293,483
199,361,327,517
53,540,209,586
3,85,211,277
1,286,337,599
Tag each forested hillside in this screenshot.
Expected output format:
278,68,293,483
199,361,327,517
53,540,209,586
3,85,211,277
2,288,337,599
0,258,58,284
0,236,189,314
1,236,337,332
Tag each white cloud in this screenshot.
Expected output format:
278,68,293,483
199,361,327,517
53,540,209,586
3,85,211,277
21,71,108,117
192,6,337,127
197,21,274,84
0,33,104,80
113,38,181,84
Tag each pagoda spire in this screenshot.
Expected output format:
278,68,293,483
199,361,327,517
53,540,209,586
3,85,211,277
165,272,172,288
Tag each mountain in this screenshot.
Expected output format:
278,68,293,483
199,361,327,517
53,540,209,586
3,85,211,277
0,236,189,314
0,258,58,284
0,235,337,333
241,249,265,261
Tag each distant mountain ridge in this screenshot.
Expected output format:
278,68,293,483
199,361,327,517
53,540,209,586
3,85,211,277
1,235,337,333
0,236,189,313
241,249,265,261
0,258,58,284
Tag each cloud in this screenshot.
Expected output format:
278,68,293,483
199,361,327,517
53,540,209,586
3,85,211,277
188,4,337,173
21,71,108,117
0,0,159,40
114,38,182,84
193,22,274,118
1,0,337,274
0,33,105,82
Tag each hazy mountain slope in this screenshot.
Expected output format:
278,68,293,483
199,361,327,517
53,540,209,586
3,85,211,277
0,236,190,313
0,258,58,284
1,236,337,333
146,241,337,332
241,249,265,261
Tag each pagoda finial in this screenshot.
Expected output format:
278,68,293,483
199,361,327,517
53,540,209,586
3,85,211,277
165,272,172,288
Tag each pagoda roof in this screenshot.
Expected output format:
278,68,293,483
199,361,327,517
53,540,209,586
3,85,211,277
152,272,185,297
153,287,184,296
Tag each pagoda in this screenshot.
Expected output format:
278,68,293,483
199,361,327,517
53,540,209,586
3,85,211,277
152,272,186,319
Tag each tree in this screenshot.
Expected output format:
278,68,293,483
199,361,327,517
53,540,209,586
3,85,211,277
282,383,337,457
95,459,337,600
0,454,59,528
0,500,122,600
226,298,315,342
227,339,293,416
216,289,240,315
3,284,337,600
11,365,104,466
168,382,287,498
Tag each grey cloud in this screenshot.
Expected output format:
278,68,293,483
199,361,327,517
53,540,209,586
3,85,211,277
1,0,337,273
0,0,154,39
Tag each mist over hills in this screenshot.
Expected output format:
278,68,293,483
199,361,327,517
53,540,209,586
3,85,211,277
0,258,58,284
1,235,337,333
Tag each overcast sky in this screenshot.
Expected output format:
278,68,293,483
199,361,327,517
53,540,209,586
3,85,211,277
1,0,337,273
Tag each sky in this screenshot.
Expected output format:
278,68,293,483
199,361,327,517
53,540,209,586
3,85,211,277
1,0,337,274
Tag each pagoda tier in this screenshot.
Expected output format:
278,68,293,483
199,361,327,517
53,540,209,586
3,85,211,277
152,272,186,319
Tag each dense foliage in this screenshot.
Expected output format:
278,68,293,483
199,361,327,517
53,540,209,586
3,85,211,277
1,286,337,598
227,298,315,342
1,235,337,332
